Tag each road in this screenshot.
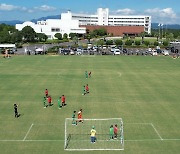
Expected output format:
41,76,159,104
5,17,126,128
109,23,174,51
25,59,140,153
16,39,89,54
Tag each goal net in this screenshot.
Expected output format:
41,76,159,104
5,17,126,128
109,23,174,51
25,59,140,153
64,118,124,151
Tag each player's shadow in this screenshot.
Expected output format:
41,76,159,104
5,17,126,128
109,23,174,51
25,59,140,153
18,113,24,117
48,104,53,107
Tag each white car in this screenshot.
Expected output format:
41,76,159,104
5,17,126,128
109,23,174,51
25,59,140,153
152,51,157,56
114,49,121,55
70,50,75,55
150,49,157,56
162,50,169,56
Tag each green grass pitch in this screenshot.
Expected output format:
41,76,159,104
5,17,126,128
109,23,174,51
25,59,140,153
0,55,179,154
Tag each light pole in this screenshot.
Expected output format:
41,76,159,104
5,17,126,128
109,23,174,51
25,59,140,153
158,23,160,41
161,24,164,40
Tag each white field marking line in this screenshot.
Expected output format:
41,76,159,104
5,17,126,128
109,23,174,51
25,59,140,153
24,140,63,142
65,118,122,121
163,139,180,141
69,140,121,142
151,123,163,140
31,122,151,126
64,118,67,149
126,139,180,142
0,140,23,142
33,124,62,126
118,72,122,77
65,149,124,151
125,123,151,125
23,123,34,141
0,139,180,142
0,139,63,142
125,139,161,142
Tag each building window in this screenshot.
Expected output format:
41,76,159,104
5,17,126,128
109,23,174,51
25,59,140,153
51,28,60,32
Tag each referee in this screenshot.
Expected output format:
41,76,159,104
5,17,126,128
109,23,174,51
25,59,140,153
14,104,19,118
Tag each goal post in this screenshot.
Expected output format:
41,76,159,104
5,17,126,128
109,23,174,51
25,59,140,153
64,118,124,151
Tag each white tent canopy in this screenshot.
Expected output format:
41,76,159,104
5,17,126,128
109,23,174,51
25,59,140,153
0,44,16,48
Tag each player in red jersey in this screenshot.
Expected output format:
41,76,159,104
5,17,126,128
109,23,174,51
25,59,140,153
61,95,66,107
48,96,52,106
45,89,48,97
86,84,89,94
114,124,118,139
77,109,83,123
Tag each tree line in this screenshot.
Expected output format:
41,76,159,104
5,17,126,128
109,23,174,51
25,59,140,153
0,23,180,46
0,24,47,44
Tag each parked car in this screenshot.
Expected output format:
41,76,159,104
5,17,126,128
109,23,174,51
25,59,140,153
156,49,162,54
162,50,169,56
123,48,127,54
76,48,83,55
150,49,157,56
1,48,17,54
70,50,75,55
61,49,70,55
35,48,45,55
114,49,121,55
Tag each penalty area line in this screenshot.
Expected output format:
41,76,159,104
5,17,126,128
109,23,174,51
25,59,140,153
125,139,180,142
0,139,180,142
0,140,64,142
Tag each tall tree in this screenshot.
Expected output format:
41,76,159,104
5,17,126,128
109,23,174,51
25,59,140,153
21,26,36,42
10,30,22,43
0,30,11,43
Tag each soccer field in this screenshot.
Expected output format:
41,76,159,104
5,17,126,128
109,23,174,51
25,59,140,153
0,55,179,154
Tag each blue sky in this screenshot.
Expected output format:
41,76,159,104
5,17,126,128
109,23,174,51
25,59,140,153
0,0,179,24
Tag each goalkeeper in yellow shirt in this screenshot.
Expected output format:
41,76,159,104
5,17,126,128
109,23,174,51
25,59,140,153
90,126,96,143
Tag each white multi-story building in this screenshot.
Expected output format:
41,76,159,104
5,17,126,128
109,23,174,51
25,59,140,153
16,8,151,39
16,11,86,39
72,8,151,34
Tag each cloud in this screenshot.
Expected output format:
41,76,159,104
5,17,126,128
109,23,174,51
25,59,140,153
0,3,56,13
34,5,56,12
111,7,179,24
112,8,136,15
0,3,18,11
145,8,176,18
144,7,178,24
21,7,34,13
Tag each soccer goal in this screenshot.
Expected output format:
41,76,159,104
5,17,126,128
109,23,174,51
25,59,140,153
64,118,124,151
